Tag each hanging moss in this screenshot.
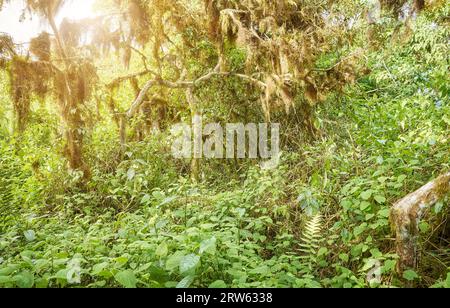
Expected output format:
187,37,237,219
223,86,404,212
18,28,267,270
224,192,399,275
59,18,83,50
0,34,15,57
128,0,152,45
7,56,52,132
29,32,51,61
211,1,364,122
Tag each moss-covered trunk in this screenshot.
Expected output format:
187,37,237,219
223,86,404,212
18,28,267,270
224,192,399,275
390,172,450,274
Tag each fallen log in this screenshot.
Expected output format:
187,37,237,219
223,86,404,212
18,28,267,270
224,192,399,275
390,172,450,274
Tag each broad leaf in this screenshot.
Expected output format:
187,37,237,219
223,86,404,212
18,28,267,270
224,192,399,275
115,270,137,288
179,254,200,275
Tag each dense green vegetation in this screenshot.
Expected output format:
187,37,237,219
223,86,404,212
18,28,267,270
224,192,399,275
0,0,449,288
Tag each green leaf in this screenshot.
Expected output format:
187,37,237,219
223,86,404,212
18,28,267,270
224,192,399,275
317,247,328,257
166,252,183,271
54,269,68,281
24,230,36,242
14,271,34,288
0,276,13,284
148,266,169,283
403,270,419,281
159,196,177,207
127,168,136,181
383,260,396,273
114,270,137,288
354,223,368,237
370,248,383,258
434,201,444,214
378,208,390,218
92,262,109,276
235,208,246,218
179,254,200,275
152,190,165,200
339,253,349,262
209,280,227,288
176,275,194,288
377,177,388,184
156,242,169,258
141,194,151,205
199,237,216,255
365,213,375,221
397,175,407,183
341,200,352,210
361,259,379,272
115,256,129,266
419,221,430,233
360,190,372,200
360,201,371,211
374,195,386,204
0,265,19,276
249,265,269,275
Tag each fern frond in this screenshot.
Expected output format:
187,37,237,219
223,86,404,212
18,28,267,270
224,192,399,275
298,213,323,274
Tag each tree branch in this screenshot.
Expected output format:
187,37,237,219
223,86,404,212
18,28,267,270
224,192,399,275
126,63,267,118
107,69,157,88
126,78,193,118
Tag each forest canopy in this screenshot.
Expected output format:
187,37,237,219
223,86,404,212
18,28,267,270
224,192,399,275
0,0,449,289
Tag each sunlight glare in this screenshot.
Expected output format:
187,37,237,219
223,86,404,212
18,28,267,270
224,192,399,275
0,0,100,44
56,0,99,22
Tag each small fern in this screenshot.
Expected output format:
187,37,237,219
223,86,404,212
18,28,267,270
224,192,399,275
298,213,323,274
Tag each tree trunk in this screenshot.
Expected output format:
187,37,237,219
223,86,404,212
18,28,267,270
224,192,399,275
390,172,450,274
119,114,127,152
186,88,201,182
47,12,68,62
48,11,90,179
15,100,29,134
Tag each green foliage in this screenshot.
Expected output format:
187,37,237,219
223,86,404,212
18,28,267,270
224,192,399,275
0,0,448,289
